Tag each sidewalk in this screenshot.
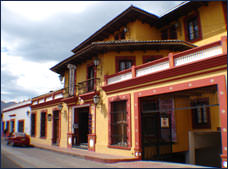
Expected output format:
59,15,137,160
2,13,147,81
32,143,207,168
32,143,139,163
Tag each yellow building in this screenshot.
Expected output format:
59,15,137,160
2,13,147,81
32,2,227,168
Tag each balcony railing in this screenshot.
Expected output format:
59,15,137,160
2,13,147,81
76,78,100,95
104,37,226,86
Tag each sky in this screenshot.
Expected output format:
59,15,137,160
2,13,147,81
1,1,184,103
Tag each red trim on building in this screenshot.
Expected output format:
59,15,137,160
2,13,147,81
133,75,227,161
2,103,31,113
107,94,132,150
135,57,169,71
62,96,77,105
9,114,16,117
103,53,226,93
79,91,97,101
88,133,96,152
173,41,220,59
106,68,132,79
31,98,63,109
115,56,136,73
183,10,202,43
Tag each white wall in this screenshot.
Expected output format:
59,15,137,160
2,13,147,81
2,100,31,135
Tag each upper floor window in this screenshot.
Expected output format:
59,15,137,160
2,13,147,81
87,65,95,92
191,98,211,129
114,28,127,40
115,56,135,72
184,12,202,42
161,25,177,40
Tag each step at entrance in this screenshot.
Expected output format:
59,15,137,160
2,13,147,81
80,143,88,149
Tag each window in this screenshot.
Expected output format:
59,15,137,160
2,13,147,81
161,25,177,40
161,29,168,40
184,12,202,42
10,120,15,132
115,56,135,72
31,113,36,136
169,25,177,39
6,121,9,133
18,120,24,132
40,112,46,137
110,101,128,147
87,65,95,92
119,60,132,71
114,29,126,40
191,98,211,129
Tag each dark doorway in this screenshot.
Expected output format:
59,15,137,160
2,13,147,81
73,107,89,149
52,110,60,145
140,97,172,161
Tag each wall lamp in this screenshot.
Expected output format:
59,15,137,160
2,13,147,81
47,114,52,121
94,58,100,67
59,74,64,82
26,110,30,116
93,94,100,105
57,103,63,111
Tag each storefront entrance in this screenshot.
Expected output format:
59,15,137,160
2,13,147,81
140,97,172,161
52,110,60,145
139,85,222,167
73,107,89,149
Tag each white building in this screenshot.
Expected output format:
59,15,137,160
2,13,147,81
2,100,31,135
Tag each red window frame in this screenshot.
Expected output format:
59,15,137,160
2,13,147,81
115,56,136,73
184,11,202,43
108,94,131,150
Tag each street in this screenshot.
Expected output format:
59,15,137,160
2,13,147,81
1,139,114,168
1,139,206,168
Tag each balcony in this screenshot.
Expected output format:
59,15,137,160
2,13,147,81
76,78,100,95
103,37,227,92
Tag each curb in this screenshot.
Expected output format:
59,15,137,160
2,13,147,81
32,144,139,163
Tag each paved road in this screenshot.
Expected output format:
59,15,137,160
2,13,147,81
1,140,114,168
1,139,206,168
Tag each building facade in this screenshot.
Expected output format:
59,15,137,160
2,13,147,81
2,100,31,136
32,1,227,167
30,89,66,147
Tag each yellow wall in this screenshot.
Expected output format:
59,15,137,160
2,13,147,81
31,103,68,148
60,1,227,157
96,67,226,156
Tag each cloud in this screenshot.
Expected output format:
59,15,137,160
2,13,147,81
1,1,183,102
